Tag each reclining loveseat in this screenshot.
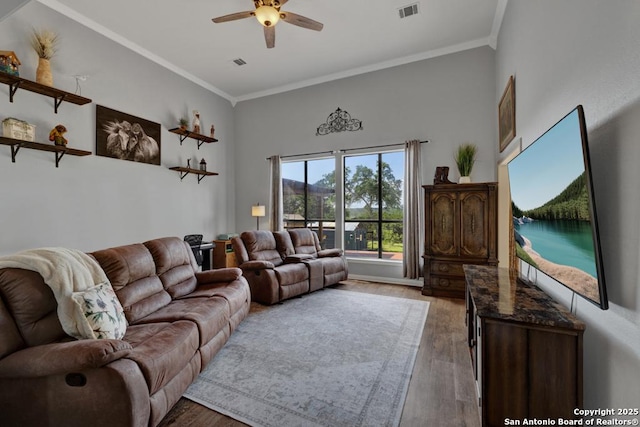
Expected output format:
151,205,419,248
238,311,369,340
0,236,250,427
232,229,348,305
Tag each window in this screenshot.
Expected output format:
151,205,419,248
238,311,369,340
344,151,404,260
280,149,405,259
282,158,336,249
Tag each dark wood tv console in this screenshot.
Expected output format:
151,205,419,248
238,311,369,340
464,265,585,427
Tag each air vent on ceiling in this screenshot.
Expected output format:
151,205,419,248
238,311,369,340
398,3,419,19
232,58,247,66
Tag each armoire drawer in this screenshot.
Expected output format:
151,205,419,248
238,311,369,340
428,275,466,292
429,260,465,276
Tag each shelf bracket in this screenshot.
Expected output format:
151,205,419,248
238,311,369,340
55,150,67,168
178,134,188,145
178,170,190,181
197,174,206,184
10,143,23,163
197,139,205,150
53,94,67,114
8,81,20,103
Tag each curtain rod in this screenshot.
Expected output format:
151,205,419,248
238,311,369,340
341,140,428,153
266,140,428,160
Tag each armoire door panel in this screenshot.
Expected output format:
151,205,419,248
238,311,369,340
460,191,489,257
430,192,457,255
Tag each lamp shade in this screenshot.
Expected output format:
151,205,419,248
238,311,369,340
251,205,266,217
254,5,280,27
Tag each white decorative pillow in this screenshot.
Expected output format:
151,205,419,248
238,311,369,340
71,283,127,340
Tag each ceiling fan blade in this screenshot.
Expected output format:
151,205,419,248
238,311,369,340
264,25,275,48
280,12,323,31
212,11,254,23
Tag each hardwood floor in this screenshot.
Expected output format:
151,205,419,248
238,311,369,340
158,281,481,427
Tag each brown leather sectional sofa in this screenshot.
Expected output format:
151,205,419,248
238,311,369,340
0,237,250,427
232,228,348,305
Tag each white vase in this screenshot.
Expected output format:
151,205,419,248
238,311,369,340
459,176,471,184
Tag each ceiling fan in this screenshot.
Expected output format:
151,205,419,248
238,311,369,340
212,0,323,49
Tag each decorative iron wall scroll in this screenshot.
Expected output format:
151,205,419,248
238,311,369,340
316,108,363,136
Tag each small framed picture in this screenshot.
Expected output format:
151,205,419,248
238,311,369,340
498,75,516,152
96,105,161,165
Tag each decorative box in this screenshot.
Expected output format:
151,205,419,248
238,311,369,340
0,50,21,77
2,118,36,142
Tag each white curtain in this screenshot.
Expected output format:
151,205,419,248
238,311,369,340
403,140,423,279
269,155,283,231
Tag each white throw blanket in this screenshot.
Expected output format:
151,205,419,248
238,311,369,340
0,247,111,339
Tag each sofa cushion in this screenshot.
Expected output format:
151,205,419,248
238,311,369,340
91,244,171,324
71,283,127,340
288,228,321,256
186,279,251,315
124,320,199,395
0,296,24,359
0,268,66,348
274,263,309,286
273,230,295,256
241,231,283,266
135,298,230,347
143,238,198,298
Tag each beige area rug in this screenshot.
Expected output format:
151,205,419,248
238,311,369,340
184,288,429,427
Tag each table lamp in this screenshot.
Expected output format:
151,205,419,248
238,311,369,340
251,203,266,230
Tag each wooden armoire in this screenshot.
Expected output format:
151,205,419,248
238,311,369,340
422,182,498,298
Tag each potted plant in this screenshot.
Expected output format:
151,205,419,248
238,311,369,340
454,143,477,183
179,117,189,131
30,28,58,87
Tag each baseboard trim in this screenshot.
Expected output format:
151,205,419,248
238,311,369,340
347,274,423,288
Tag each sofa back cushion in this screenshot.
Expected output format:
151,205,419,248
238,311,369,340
0,268,67,355
91,243,171,324
240,231,283,266
232,236,249,265
288,228,321,256
143,237,198,299
273,231,294,257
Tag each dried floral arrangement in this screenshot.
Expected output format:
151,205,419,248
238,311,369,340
30,29,58,59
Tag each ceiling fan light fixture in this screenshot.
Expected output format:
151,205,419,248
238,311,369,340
255,5,280,27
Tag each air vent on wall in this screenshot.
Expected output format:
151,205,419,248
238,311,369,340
232,58,247,66
398,3,419,19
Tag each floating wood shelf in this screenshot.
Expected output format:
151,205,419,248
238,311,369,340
0,72,92,114
168,127,218,149
0,136,91,167
169,166,218,183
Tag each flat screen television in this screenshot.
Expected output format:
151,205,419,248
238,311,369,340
507,105,608,309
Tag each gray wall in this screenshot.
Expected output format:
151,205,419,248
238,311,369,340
0,2,236,253
497,0,640,409
234,46,497,278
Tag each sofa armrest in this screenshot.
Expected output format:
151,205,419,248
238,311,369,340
284,254,314,263
240,260,275,271
318,248,343,257
196,267,242,284
0,339,132,379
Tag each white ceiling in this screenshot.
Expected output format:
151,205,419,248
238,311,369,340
38,0,506,104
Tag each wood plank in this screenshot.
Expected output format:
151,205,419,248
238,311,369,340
0,71,92,106
0,137,91,156
168,127,218,143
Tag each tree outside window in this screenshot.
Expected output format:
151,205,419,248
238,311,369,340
344,151,404,260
